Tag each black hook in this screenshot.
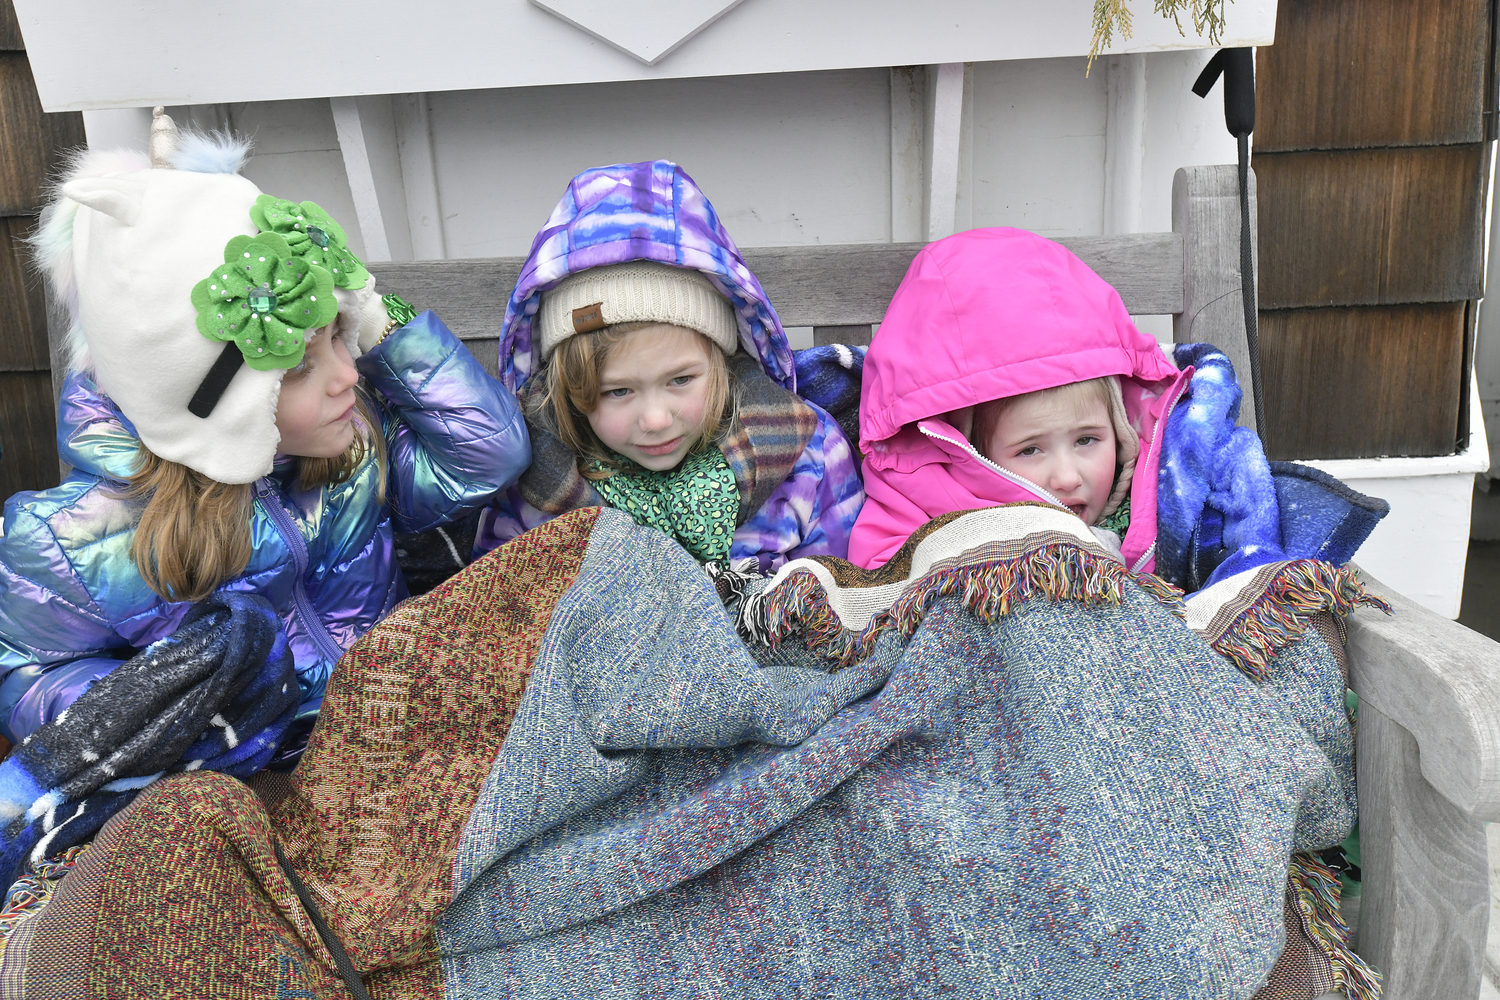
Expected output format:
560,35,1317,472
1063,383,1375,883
1192,47,1266,440
1192,47,1256,138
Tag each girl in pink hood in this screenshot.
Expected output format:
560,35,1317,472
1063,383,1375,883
848,227,1190,572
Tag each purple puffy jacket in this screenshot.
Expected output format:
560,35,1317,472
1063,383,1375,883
0,311,530,744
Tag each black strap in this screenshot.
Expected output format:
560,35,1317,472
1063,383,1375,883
1193,47,1266,440
188,341,245,419
273,843,372,1000
1236,131,1267,438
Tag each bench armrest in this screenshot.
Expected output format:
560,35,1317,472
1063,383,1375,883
1346,568,1500,821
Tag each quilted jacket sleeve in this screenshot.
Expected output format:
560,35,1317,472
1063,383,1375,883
0,497,134,744
357,310,532,533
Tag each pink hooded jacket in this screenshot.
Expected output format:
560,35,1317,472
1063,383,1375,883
848,228,1191,571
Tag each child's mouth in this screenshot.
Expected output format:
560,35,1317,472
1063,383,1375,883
636,437,684,456
1062,500,1088,519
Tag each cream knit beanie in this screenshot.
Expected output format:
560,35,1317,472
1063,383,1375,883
536,261,738,358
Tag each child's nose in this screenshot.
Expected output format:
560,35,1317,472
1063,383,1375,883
1050,459,1083,492
639,396,675,431
329,352,359,394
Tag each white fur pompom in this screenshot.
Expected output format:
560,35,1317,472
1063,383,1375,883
168,131,251,175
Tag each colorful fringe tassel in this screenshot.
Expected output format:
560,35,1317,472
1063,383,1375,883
0,843,89,953
742,544,1181,667
1289,852,1383,1000
1211,562,1391,681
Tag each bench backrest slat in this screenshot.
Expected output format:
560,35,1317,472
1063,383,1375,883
367,230,1186,377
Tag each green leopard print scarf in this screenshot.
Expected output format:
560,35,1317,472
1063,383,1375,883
592,447,739,564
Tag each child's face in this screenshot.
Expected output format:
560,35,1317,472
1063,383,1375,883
588,323,714,472
978,389,1117,524
274,326,361,459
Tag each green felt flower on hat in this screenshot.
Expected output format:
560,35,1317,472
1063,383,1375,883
248,194,370,290
191,233,339,371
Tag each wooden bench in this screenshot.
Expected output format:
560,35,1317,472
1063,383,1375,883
40,164,1489,996
358,165,1500,999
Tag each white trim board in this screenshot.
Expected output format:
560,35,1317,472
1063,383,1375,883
14,0,1278,112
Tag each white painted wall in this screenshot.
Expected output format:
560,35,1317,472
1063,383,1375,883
84,52,1236,263
428,68,894,259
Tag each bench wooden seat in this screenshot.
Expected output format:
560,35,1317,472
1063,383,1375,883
361,165,1500,1000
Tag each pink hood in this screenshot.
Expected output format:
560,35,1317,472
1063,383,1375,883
849,227,1189,570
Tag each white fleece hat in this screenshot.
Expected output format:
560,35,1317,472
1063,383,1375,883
536,261,738,358
39,110,376,484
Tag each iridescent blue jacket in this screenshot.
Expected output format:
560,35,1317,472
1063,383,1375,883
0,311,530,744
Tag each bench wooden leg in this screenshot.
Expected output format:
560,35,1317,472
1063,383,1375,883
1357,701,1491,998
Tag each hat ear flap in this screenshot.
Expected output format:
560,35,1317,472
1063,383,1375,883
61,175,148,226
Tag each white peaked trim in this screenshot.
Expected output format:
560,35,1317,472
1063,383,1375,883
15,0,1280,111
529,0,749,66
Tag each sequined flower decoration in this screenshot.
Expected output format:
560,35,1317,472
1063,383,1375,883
248,195,370,290
190,233,338,371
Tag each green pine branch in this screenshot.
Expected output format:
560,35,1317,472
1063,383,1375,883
1089,0,1228,72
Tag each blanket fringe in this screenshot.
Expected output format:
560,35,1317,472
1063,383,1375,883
1132,572,1187,615
1289,852,1383,1000
1212,562,1390,681
742,544,1180,667
0,843,89,953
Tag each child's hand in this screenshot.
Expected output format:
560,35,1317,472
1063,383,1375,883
357,293,392,354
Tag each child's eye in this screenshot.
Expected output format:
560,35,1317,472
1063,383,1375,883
1017,446,1040,457
669,374,696,387
602,387,630,399
285,360,314,381
1076,435,1099,447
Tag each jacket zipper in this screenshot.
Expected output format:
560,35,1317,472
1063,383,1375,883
917,424,1067,509
919,375,1186,578
254,477,346,666
1126,373,1191,574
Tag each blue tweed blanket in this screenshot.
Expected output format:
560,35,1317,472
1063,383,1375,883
439,507,1372,998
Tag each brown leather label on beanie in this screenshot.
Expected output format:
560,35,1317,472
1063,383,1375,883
572,303,606,333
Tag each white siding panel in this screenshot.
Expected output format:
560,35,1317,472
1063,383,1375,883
428,69,894,259
968,57,1108,238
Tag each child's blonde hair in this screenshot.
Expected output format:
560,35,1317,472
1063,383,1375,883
119,389,387,603
536,322,735,480
971,376,1139,518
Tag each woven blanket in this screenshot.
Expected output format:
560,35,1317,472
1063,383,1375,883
2,506,1383,999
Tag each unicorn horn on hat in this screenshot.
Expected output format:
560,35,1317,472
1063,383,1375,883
148,107,179,169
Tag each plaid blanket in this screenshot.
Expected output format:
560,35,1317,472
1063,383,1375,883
0,506,1383,999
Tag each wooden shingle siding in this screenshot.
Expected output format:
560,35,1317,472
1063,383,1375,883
1260,302,1467,459
0,0,84,499
0,1,20,52
0,215,47,371
1253,0,1495,459
1255,145,1487,309
1255,0,1491,151
0,372,55,496
0,52,83,215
